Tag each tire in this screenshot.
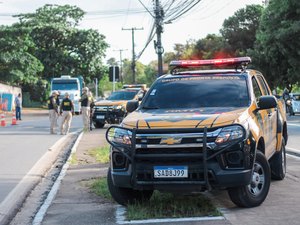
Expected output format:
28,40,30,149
107,168,153,206
270,139,286,180
228,150,271,208
94,122,105,128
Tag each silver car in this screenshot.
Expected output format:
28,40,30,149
288,93,300,116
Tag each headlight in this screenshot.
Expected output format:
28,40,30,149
215,125,245,144
107,127,132,145
113,105,123,110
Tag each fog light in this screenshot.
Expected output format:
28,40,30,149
113,152,126,167
226,152,242,165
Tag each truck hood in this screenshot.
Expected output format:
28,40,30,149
94,100,127,107
122,107,250,129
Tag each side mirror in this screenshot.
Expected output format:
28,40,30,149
258,96,277,110
126,100,139,113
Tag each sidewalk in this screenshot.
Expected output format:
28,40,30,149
41,128,116,225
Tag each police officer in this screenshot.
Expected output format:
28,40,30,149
48,90,59,134
79,87,92,131
88,92,95,131
59,92,74,135
55,91,61,127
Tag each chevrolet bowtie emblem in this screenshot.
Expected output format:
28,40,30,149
160,137,182,145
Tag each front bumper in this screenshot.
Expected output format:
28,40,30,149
93,107,126,124
107,126,255,191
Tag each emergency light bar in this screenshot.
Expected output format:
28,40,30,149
169,57,251,68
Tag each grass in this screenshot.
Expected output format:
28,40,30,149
126,191,222,220
89,177,221,220
69,153,78,165
88,145,110,163
88,177,113,201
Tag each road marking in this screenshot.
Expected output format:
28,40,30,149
32,131,83,225
287,122,300,127
115,206,224,224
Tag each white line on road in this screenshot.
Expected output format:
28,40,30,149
287,122,300,127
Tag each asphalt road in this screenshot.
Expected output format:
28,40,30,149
0,111,84,224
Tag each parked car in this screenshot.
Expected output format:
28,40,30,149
287,93,300,116
92,89,143,128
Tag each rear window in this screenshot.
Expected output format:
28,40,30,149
142,75,249,109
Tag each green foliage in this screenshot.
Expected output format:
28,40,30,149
122,59,152,85
98,73,123,97
88,145,110,163
16,4,109,84
194,34,232,59
0,25,43,85
253,0,300,90
126,191,221,220
87,177,113,201
16,4,85,27
0,4,109,104
220,4,264,56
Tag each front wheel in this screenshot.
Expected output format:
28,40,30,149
270,139,286,180
107,168,153,206
228,150,271,208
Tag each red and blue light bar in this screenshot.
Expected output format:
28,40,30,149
169,57,251,68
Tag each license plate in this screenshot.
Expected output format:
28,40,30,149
96,115,105,119
154,166,188,178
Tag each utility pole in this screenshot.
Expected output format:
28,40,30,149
114,49,128,84
154,0,164,76
122,27,143,84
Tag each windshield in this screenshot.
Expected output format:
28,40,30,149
142,75,249,109
107,91,138,100
52,80,78,91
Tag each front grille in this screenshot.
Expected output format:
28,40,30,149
132,128,221,184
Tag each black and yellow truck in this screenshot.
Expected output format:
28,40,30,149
106,57,288,208
92,88,143,128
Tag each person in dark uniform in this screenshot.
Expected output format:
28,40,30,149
89,92,95,131
59,92,74,135
48,91,59,134
55,91,61,127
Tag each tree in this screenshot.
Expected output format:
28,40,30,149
194,34,232,59
220,4,264,56
16,4,108,84
0,25,43,85
253,0,300,90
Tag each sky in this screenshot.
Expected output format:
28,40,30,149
0,0,263,65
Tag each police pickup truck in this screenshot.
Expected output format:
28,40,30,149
106,57,288,208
